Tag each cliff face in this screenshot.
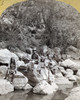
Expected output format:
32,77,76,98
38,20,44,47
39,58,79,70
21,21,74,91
0,0,80,52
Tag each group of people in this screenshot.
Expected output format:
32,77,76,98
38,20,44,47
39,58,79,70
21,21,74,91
5,46,66,84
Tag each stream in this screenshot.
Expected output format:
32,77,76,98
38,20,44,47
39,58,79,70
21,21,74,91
0,90,68,100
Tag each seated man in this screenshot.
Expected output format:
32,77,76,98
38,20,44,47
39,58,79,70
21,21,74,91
31,48,39,61
5,57,17,83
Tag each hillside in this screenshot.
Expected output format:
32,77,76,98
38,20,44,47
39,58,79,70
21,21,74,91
0,0,80,52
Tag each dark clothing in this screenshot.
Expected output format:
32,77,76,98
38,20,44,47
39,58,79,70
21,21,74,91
32,53,39,60
5,58,16,83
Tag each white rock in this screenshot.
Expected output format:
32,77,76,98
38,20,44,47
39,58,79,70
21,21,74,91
65,87,80,100
26,66,55,86
59,67,67,75
65,69,76,81
0,66,7,75
76,69,80,76
0,79,14,95
55,71,63,78
66,74,77,81
44,59,50,66
59,66,65,70
13,72,28,89
16,52,31,60
0,49,19,64
65,92,80,100
16,61,26,68
23,83,32,92
60,59,80,70
66,69,74,75
43,45,48,54
70,86,80,96
40,68,55,83
55,76,73,90
33,80,58,95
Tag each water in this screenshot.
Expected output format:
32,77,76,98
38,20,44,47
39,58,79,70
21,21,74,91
0,90,67,100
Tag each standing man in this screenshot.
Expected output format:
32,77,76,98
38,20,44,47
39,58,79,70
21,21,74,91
5,57,17,83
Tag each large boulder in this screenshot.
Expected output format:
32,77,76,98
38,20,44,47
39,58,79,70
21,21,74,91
0,79,14,95
65,87,80,100
60,59,80,70
55,72,73,90
33,80,58,95
13,71,28,90
26,65,55,86
0,49,19,64
16,52,31,62
65,92,80,100
0,66,7,77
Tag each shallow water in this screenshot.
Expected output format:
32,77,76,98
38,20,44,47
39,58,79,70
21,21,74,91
0,90,67,100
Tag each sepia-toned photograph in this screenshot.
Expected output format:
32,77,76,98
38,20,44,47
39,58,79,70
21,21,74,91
0,0,80,100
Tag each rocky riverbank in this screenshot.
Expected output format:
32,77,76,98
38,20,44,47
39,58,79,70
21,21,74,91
0,45,80,100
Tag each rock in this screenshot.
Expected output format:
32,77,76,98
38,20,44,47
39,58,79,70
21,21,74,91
58,66,67,75
18,66,27,72
65,92,80,100
66,69,74,75
55,75,73,90
55,71,64,78
23,83,32,92
75,76,80,85
54,47,61,54
60,59,80,70
0,49,19,64
13,71,28,89
67,45,79,53
25,62,55,86
61,54,67,60
65,69,76,81
0,79,14,95
66,46,80,60
70,86,80,95
33,80,58,95
76,69,80,76
0,72,4,79
44,58,50,67
16,61,26,68
16,52,31,61
0,66,7,76
66,74,77,81
65,87,80,100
